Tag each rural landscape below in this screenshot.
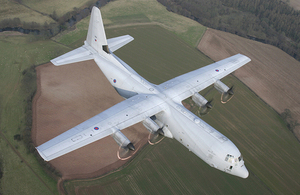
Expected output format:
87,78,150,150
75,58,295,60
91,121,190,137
0,0,300,194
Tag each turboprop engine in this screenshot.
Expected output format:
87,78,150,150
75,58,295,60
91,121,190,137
214,79,234,103
192,93,212,115
143,117,164,144
192,93,212,108
111,129,135,151
142,117,164,135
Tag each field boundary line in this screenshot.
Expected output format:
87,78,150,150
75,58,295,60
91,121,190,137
0,131,55,195
50,38,73,49
10,0,51,18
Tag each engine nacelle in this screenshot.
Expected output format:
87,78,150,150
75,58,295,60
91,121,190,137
192,93,209,107
111,129,135,150
214,80,230,94
143,117,160,133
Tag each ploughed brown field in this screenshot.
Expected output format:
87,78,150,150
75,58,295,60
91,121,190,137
198,28,300,139
32,61,148,180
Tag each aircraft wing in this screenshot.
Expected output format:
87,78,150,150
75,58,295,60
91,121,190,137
36,94,165,161
159,54,251,102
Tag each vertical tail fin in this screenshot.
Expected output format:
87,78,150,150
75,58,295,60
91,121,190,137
86,7,109,54
50,6,134,66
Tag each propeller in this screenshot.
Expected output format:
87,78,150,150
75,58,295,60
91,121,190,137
199,99,213,116
221,86,234,103
148,128,164,145
118,144,137,160
117,140,139,160
228,86,234,95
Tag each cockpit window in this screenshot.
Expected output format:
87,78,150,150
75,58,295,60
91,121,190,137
238,155,243,162
225,154,234,163
225,154,243,163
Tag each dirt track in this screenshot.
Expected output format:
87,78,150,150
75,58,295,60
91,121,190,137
198,28,300,139
32,61,148,180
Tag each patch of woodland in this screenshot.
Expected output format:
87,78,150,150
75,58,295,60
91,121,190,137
281,108,300,140
158,0,300,61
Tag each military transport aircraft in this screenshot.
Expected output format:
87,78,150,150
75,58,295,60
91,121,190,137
36,6,251,178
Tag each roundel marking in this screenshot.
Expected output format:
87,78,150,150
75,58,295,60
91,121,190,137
113,79,117,83
94,127,99,130
215,69,219,72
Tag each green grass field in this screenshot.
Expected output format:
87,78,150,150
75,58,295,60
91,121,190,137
0,0,100,27
107,25,213,84
64,139,273,195
52,0,206,48
0,0,56,24
21,0,96,18
101,0,206,47
0,34,70,195
0,0,96,23
61,25,300,195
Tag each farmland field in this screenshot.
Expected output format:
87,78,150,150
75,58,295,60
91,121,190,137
0,34,70,194
0,0,56,24
0,0,207,194
52,0,206,48
20,0,97,18
59,25,300,194
64,139,273,195
107,25,213,84
198,28,300,140
0,0,300,194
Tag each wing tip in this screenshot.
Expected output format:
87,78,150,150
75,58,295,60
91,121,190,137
36,147,49,161
50,59,59,66
237,53,251,63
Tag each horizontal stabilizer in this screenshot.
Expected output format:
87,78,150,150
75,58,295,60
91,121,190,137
107,35,134,52
51,46,94,66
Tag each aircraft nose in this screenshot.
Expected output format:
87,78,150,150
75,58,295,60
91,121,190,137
237,165,249,178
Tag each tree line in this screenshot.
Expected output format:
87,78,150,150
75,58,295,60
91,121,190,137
20,66,62,178
158,0,300,61
281,108,300,140
0,0,112,38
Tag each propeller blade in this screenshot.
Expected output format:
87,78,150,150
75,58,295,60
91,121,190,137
199,99,213,116
206,99,213,109
148,129,164,145
221,86,234,103
228,86,234,95
157,128,164,136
